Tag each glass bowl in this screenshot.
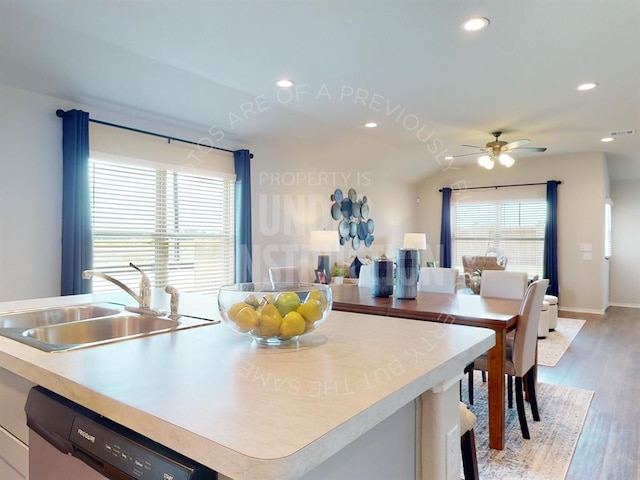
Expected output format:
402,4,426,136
217,282,332,345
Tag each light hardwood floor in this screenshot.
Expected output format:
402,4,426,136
537,307,639,480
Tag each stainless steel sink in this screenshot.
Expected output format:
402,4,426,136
24,315,179,346
0,304,123,329
0,303,216,352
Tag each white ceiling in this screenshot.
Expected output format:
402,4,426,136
1,0,639,182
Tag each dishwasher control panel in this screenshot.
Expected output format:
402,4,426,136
26,386,217,480
70,415,203,480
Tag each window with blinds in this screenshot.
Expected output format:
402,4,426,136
452,200,546,277
89,158,235,294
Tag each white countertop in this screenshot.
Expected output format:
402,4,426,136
0,292,494,479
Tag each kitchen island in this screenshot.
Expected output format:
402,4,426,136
0,292,494,479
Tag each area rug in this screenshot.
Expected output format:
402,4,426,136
537,318,586,367
462,379,594,480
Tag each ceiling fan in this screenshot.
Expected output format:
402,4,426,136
453,131,548,169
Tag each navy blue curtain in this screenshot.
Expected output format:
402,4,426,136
58,109,93,295
439,187,452,268
234,149,253,282
543,181,559,296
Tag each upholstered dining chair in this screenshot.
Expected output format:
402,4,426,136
460,402,479,480
268,266,301,284
462,269,528,401
461,254,507,288
357,264,373,288
472,279,549,439
417,267,459,294
479,270,528,299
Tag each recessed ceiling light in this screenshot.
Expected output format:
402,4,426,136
577,82,598,91
364,122,378,128
462,17,490,32
276,79,294,88
601,137,614,143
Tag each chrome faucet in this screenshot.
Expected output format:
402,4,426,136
82,263,151,309
128,262,151,310
164,285,180,320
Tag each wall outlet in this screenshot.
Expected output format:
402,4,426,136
446,424,460,479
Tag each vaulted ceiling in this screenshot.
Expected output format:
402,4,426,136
1,0,639,181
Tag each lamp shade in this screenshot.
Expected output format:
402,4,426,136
310,230,339,253
403,233,427,250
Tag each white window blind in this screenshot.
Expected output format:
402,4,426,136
452,200,546,277
89,158,235,294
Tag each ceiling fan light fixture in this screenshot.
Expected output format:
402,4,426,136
499,153,515,167
478,155,494,169
462,17,489,32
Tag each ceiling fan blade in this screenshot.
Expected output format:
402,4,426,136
461,144,486,149
451,151,486,158
513,147,547,153
503,139,531,150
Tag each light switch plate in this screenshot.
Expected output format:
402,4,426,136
579,243,593,252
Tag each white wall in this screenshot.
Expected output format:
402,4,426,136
4,82,636,311
0,83,242,301
0,85,63,301
249,137,418,282
416,152,609,313
609,179,640,307
0,83,419,299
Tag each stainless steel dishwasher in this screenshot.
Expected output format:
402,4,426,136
25,386,217,480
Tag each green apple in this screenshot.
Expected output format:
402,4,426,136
275,291,301,317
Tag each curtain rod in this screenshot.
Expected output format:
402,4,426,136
439,180,561,192
56,109,251,157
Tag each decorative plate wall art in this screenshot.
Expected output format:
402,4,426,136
330,188,374,250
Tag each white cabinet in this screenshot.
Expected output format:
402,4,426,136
0,367,34,480
0,426,28,480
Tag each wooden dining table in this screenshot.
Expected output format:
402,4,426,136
330,284,522,451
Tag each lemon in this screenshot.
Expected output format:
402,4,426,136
227,301,251,321
258,303,283,337
243,294,260,309
280,311,306,338
233,306,259,332
306,290,328,309
297,299,323,323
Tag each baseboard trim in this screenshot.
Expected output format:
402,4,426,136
607,302,640,309
559,306,606,315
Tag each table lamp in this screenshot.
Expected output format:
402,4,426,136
403,232,427,276
310,230,339,284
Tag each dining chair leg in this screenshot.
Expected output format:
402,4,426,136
461,429,479,480
507,375,513,408
515,376,530,439
525,368,540,421
481,371,486,382
464,363,474,405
